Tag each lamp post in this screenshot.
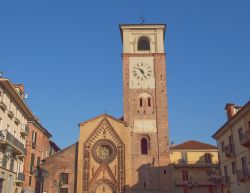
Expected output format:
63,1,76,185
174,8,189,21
34,161,49,193
187,178,194,193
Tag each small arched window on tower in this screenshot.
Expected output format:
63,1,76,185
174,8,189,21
141,137,149,155
139,98,143,107
138,36,150,51
148,98,151,107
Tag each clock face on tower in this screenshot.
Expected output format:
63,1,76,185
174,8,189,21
129,57,155,89
132,62,152,81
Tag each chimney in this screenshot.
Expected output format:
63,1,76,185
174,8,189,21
13,84,25,99
225,103,242,120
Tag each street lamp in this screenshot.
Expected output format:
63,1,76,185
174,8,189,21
34,162,49,193
187,178,194,193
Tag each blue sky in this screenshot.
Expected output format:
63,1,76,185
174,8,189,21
0,0,249,149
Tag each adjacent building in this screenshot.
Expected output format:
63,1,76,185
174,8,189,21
43,143,77,193
0,78,60,193
170,140,223,193
213,101,250,193
0,79,33,193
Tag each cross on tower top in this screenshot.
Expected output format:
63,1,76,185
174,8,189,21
140,13,145,24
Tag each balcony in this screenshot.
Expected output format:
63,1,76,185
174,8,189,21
0,172,5,180
237,168,250,182
240,130,250,148
0,130,26,156
172,160,218,168
0,98,7,111
224,144,234,158
14,117,21,125
7,109,14,119
20,124,29,136
15,173,25,185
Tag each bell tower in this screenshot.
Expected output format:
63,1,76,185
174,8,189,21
120,24,171,192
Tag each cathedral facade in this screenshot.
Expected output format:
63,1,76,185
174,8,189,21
43,24,172,193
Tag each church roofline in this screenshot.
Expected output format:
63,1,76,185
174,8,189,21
78,113,124,127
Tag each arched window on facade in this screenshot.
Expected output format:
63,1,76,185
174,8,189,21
138,36,150,51
141,137,149,155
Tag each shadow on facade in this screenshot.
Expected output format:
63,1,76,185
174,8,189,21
124,163,172,193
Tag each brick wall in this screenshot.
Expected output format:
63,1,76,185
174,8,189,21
43,143,78,193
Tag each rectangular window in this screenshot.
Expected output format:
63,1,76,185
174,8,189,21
205,153,212,164
229,135,233,145
148,98,151,107
229,135,234,153
32,131,37,148
248,121,250,130
30,153,35,172
60,173,69,185
60,188,68,193
232,162,236,175
9,159,14,172
241,156,248,177
37,156,40,166
29,176,32,186
9,100,12,111
238,127,244,141
221,141,225,152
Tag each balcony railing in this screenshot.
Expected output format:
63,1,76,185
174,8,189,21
240,130,250,148
0,130,26,156
15,173,25,185
237,168,250,182
0,97,7,111
172,160,218,168
16,173,25,181
224,144,234,158
20,124,29,136
14,117,21,125
7,109,14,119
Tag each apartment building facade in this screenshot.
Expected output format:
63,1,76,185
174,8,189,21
170,140,223,193
23,119,53,193
213,101,250,193
0,79,34,193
